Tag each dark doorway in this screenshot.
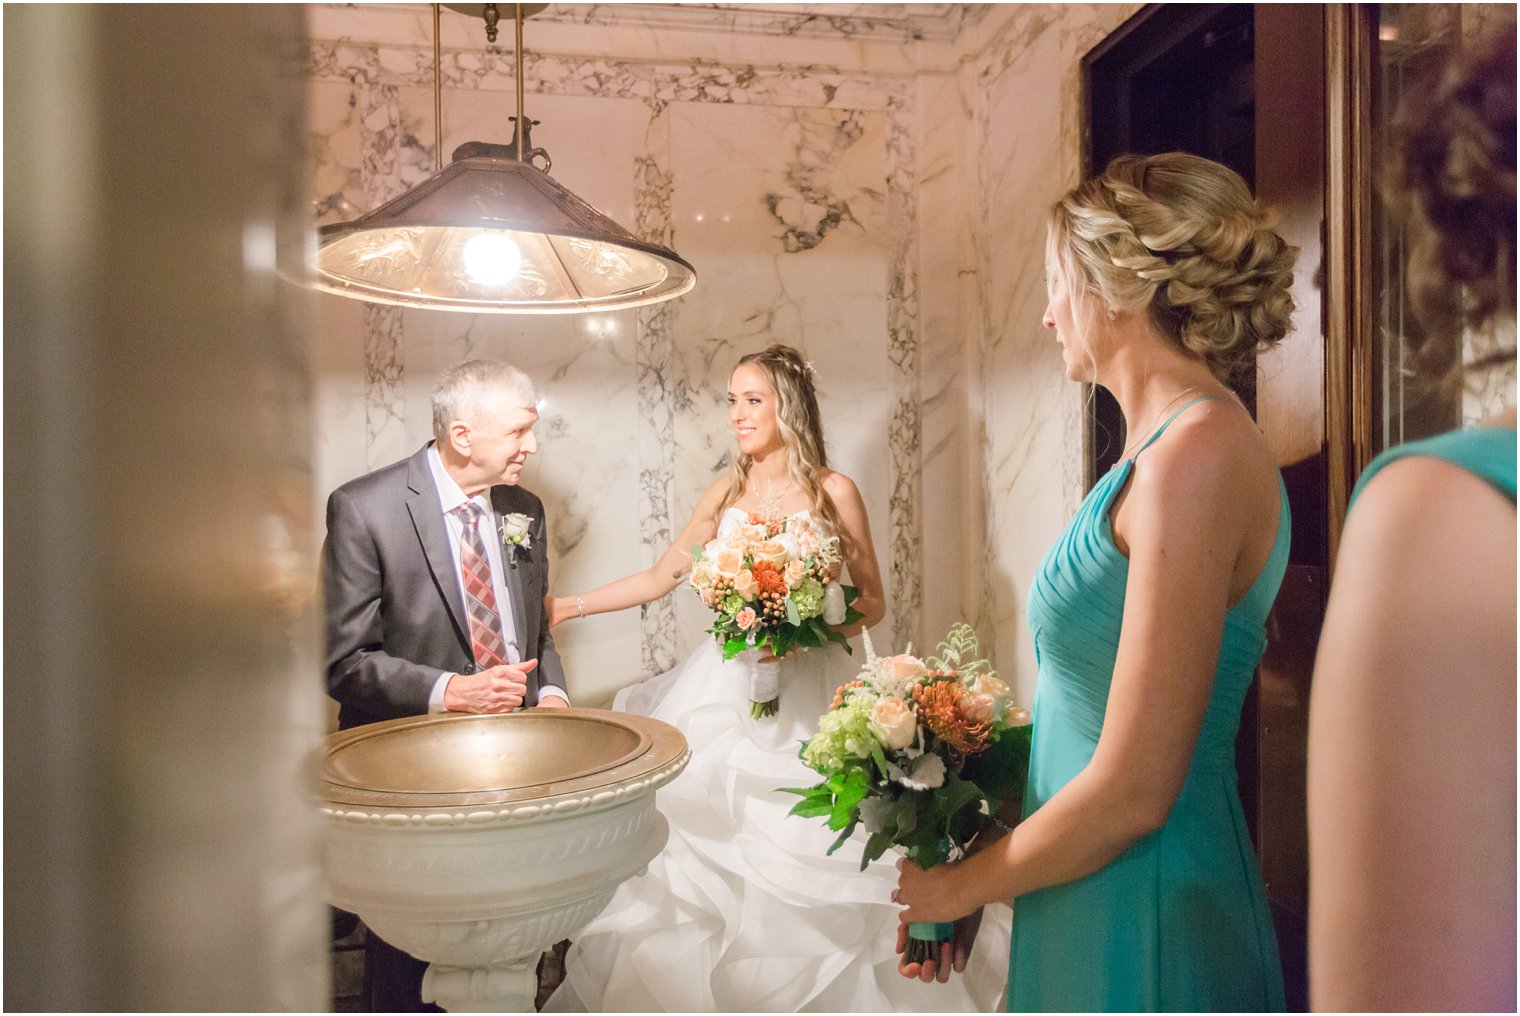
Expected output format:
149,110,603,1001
1082,2,1258,483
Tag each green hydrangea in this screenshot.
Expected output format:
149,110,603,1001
801,699,876,770
789,577,825,620
723,593,745,616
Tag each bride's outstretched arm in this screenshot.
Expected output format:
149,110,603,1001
547,478,728,627
821,471,885,634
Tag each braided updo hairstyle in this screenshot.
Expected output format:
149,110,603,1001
1390,17,1515,376
718,344,849,545
1049,152,1299,381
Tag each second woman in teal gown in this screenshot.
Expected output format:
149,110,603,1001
894,152,1296,1011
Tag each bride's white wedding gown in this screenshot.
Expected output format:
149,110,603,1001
545,508,1010,1013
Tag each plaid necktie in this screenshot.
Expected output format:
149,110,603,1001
454,502,509,669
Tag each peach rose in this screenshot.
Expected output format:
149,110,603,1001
751,540,789,566
735,607,759,631
733,569,759,602
784,559,807,586
961,690,998,724
877,654,928,685
714,548,744,578
869,697,917,750
971,674,1011,713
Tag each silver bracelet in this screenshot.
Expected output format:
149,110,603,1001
987,814,1017,835
576,594,586,619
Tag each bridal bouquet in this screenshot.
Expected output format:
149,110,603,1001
782,623,1031,961
689,510,863,718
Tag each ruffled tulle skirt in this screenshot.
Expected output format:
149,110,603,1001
544,638,1010,1013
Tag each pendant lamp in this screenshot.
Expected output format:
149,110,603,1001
314,3,696,313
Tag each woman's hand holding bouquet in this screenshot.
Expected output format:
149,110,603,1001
782,623,1032,963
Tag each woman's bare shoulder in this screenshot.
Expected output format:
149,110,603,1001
1132,401,1274,506
817,467,861,501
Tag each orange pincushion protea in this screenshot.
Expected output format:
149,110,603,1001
747,511,784,534
751,561,789,599
911,679,993,755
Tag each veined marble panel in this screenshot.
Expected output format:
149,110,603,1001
538,4,970,42
309,40,908,113
306,4,959,77
885,97,921,650
969,3,1139,705
914,69,982,650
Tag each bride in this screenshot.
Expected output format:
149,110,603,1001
543,344,1009,1012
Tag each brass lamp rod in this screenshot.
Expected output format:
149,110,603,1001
433,3,443,171
514,3,525,162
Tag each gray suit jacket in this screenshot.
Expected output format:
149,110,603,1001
322,444,567,730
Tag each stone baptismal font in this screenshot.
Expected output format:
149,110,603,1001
319,708,690,1011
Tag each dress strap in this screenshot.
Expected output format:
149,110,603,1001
1132,396,1221,460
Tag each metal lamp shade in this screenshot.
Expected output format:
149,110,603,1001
315,145,696,313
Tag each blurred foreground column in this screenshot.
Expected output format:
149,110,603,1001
4,6,326,1010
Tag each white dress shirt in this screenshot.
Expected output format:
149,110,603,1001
426,445,567,709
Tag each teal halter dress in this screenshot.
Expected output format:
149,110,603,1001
1008,399,1289,1012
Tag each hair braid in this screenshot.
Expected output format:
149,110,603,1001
1050,152,1299,380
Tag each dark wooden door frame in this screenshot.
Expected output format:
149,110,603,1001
1325,3,1379,565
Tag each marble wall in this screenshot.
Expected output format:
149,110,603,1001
306,2,1136,709
961,4,1139,701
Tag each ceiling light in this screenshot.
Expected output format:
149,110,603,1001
313,3,696,313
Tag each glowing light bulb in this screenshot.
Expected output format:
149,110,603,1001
462,233,522,286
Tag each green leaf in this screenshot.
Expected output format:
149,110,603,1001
961,723,1032,805
690,544,707,563
832,769,870,813
785,596,802,626
826,820,858,856
789,797,836,820
862,830,895,868
897,818,949,867
890,796,919,839
722,637,749,660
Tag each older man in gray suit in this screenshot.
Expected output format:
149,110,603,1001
322,358,568,1009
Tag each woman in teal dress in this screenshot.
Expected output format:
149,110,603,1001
893,152,1297,1011
1308,23,1516,1012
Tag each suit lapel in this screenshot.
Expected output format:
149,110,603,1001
491,488,530,657
406,448,470,651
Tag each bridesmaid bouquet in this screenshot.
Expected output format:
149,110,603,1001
782,623,1031,962
689,510,863,718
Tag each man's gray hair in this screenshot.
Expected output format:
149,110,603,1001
431,359,539,440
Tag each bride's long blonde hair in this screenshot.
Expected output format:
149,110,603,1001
716,344,849,548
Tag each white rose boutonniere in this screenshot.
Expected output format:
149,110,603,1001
499,512,534,553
